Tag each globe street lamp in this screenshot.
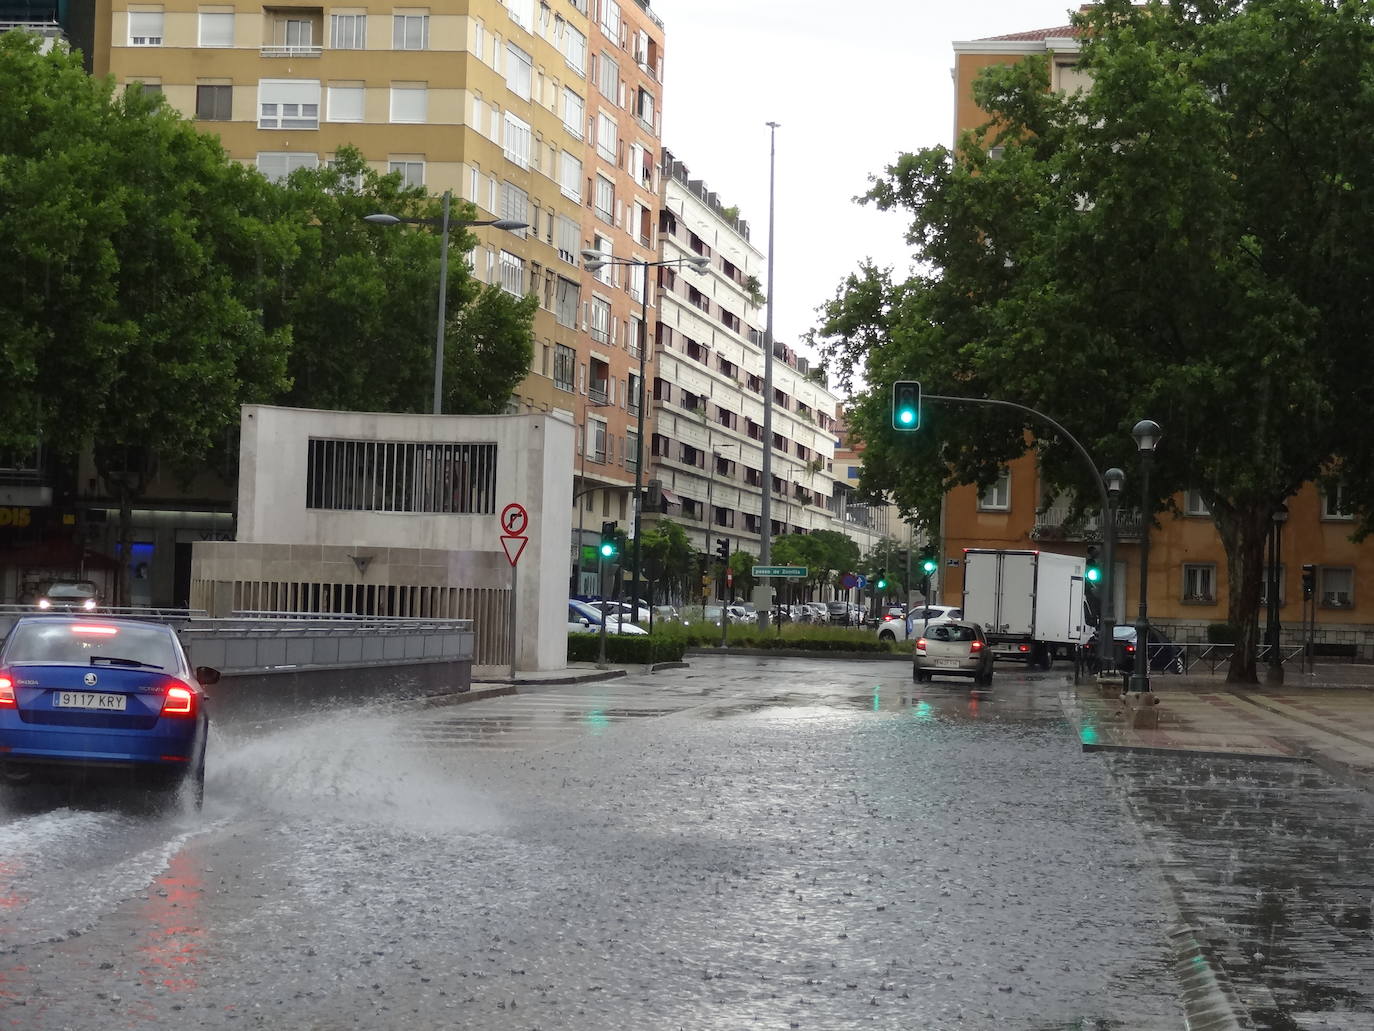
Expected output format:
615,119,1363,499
1101,466,1125,669
1129,420,1162,693
364,189,526,414
581,249,711,625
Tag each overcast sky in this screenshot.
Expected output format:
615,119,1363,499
648,0,1078,379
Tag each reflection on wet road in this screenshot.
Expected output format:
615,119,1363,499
0,657,1199,1028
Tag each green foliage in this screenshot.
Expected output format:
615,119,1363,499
812,0,1374,682
1206,623,1240,644
726,549,757,597
653,623,899,653
640,519,696,602
566,633,686,664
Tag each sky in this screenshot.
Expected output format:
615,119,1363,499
648,0,1080,381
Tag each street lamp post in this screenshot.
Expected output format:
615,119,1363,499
581,249,711,628
1266,502,1290,684
363,189,526,414
1101,467,1125,669
1129,420,1162,694
759,120,780,630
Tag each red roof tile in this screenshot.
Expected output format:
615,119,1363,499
983,23,1081,41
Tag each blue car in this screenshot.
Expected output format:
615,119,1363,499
0,616,217,803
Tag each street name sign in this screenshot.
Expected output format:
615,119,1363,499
753,565,808,578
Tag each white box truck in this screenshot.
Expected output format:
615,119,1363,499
960,549,1086,668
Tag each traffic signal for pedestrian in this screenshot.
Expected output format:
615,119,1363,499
1085,546,1101,584
599,521,619,560
892,380,921,431
1302,563,1316,599
715,537,730,563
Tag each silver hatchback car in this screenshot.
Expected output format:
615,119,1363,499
913,620,994,686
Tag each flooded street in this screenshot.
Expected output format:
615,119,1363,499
3,655,1332,1029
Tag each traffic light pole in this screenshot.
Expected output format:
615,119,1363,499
922,394,1117,667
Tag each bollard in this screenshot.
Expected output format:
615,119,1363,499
1122,690,1161,730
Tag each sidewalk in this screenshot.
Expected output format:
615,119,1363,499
1060,664,1374,789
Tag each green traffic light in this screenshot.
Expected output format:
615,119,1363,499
1086,567,1101,583
599,542,615,558
922,559,937,574
897,408,915,426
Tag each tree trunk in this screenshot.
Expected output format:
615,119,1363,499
1213,503,1271,684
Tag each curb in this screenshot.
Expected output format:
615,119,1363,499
473,668,630,688
684,647,905,661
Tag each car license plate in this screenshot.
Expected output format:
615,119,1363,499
936,659,960,668
54,692,127,711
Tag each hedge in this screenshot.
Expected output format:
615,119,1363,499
567,633,687,664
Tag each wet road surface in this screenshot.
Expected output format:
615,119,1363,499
1,657,1194,1028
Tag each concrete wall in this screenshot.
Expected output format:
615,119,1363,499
193,405,574,671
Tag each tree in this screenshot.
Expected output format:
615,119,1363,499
0,36,293,600
271,149,534,415
640,519,696,604
813,0,1374,683
727,550,757,600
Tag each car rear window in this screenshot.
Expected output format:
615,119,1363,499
929,625,978,643
4,622,179,670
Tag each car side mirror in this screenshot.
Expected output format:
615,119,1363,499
194,666,221,686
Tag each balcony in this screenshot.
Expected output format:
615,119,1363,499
1031,501,1144,542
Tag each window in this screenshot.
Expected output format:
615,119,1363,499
498,250,524,297
555,215,579,264
330,14,365,48
326,157,363,191
388,160,424,187
625,429,638,473
506,0,533,30
257,151,318,182
589,296,610,344
587,418,607,463
503,112,531,168
139,82,163,98
977,469,1011,511
199,11,233,47
634,86,654,128
129,10,163,45
593,174,614,223
327,84,364,122
846,466,860,479
393,13,428,50
627,262,644,303
561,87,583,138
390,85,427,123
1259,565,1286,607
561,23,585,74
195,84,232,120
554,277,578,328
259,79,321,129
559,150,582,202
590,234,612,285
1182,563,1216,603
598,51,618,99
599,0,619,38
595,111,616,162
1320,566,1354,608
1322,482,1353,520
306,439,497,513
1184,489,1210,517
553,344,576,391
500,182,528,236
505,43,532,99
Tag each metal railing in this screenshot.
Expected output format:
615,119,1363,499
1033,504,1144,542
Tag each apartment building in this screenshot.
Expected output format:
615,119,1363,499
99,0,602,417
569,0,663,593
944,16,1374,649
646,150,840,562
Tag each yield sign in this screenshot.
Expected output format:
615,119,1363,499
501,535,528,566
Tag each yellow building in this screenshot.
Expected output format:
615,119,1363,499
98,0,608,418
945,17,1373,654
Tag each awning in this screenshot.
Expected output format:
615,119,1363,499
660,487,681,507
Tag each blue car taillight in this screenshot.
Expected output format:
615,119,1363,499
160,683,197,719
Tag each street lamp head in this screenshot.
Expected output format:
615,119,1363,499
1272,502,1290,524
688,255,711,272
1131,419,1163,453
1104,467,1126,498
363,213,402,226
488,219,529,231
580,247,604,261
583,260,605,272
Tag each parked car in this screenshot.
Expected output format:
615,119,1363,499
652,605,685,626
588,600,651,624
0,614,216,804
34,580,101,613
804,603,830,624
825,601,853,625
568,600,648,636
876,605,963,643
726,604,752,624
913,620,994,686
1084,625,1184,674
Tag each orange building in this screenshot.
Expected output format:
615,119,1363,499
944,16,1373,655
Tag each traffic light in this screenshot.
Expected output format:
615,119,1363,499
892,380,921,431
715,537,730,563
876,569,888,590
599,521,619,560
1085,546,1101,584
1302,563,1316,599
920,548,938,576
